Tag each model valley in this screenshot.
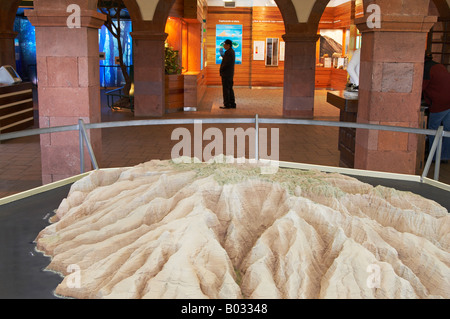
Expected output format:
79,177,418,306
35,158,450,299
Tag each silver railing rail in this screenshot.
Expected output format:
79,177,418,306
0,115,447,182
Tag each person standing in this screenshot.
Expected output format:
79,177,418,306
219,39,236,109
422,52,450,161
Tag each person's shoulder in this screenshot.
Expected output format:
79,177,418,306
431,63,449,74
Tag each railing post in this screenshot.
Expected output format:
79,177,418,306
79,119,84,174
434,125,444,181
255,114,259,162
422,125,444,182
78,118,99,173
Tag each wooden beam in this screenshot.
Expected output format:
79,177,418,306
19,1,33,7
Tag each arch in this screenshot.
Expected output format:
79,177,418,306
432,0,450,17
275,0,331,34
122,0,175,33
0,0,22,32
122,0,144,22
0,0,22,67
274,0,300,27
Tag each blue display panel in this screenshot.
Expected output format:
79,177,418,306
215,24,243,65
14,11,37,84
98,20,133,88
13,8,133,88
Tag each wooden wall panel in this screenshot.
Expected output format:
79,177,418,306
184,70,207,108
318,2,363,30
169,0,184,19
0,82,34,134
205,3,360,88
331,68,348,90
251,6,285,87
319,6,335,29
355,0,364,20
184,0,208,22
206,7,252,86
166,17,184,52
165,74,184,111
333,1,352,29
315,68,332,88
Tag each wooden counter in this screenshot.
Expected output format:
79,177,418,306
0,82,34,135
315,67,348,90
327,90,358,168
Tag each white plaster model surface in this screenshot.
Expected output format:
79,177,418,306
35,158,450,299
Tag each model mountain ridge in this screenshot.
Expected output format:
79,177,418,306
35,159,450,299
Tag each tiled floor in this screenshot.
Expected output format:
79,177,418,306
1,87,449,199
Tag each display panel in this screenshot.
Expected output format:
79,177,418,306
14,11,36,83
215,24,243,65
98,20,133,88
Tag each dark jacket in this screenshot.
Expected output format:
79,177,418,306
220,47,235,78
423,60,450,113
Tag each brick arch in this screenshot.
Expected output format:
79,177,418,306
121,0,143,22
274,0,300,27
0,0,22,66
0,0,22,32
431,0,450,18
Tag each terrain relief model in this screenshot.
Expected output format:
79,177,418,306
35,158,449,299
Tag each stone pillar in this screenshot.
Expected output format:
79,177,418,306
0,32,17,68
26,5,105,183
131,31,167,117
354,15,437,175
0,0,21,68
282,33,319,119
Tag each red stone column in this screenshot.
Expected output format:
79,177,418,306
282,33,319,119
0,0,21,67
354,15,437,175
131,31,167,117
26,5,105,183
0,32,17,68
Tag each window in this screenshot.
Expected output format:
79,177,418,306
266,38,279,66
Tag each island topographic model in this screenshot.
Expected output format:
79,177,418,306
35,158,450,299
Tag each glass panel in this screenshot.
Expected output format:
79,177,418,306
266,38,272,66
272,38,279,66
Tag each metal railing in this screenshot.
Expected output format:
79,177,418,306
104,87,134,111
99,65,132,89
0,115,448,182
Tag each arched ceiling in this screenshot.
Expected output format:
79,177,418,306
11,0,450,24
132,0,319,23
135,0,158,21
291,0,317,23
